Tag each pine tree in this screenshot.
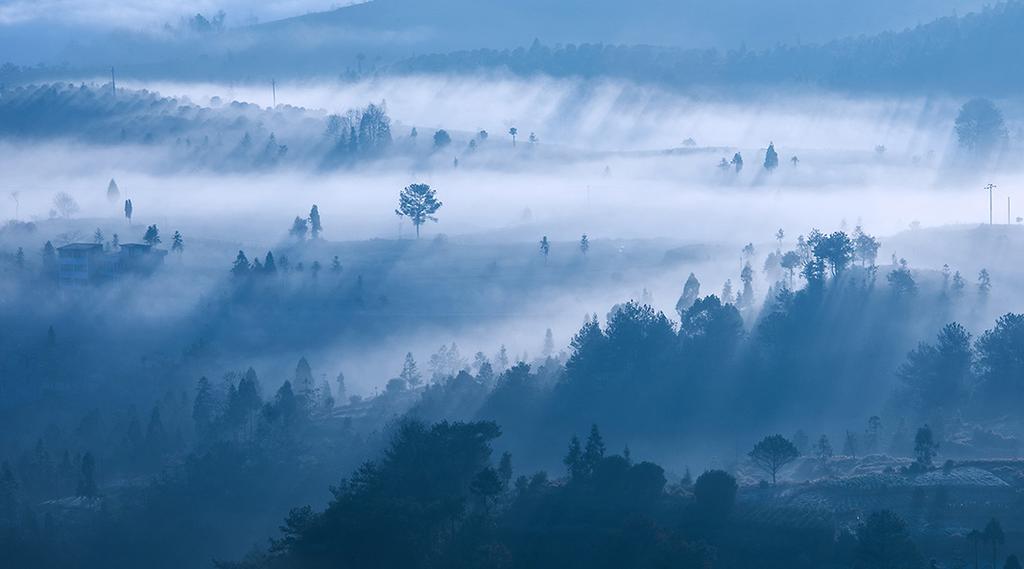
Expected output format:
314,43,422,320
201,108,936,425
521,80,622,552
107,178,120,202
171,231,184,254
264,252,277,274
542,328,555,358
583,424,606,474
676,272,701,318
579,234,590,255
231,251,250,277
764,142,779,171
564,436,584,480
42,241,58,278
978,269,992,300
309,205,322,239
290,216,308,240
399,352,422,387
294,357,315,395
539,236,550,264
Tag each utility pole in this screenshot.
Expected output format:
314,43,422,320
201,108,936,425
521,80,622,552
271,79,276,107
111,67,116,96
985,183,997,225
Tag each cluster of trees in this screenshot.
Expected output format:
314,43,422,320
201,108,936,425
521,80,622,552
896,313,1024,438
0,84,399,172
218,418,944,569
4,448,984,569
322,103,392,164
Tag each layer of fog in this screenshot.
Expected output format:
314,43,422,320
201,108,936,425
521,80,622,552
3,74,1023,399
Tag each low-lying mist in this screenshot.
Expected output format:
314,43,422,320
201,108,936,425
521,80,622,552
2,73,1023,451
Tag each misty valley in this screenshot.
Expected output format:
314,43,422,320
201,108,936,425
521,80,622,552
2,2,1024,569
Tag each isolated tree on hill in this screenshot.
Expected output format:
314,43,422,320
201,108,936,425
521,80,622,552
143,224,160,246
110,233,120,250
539,236,550,264
124,199,133,224
93,228,104,244
395,183,442,239
107,178,120,202
508,127,518,147
955,98,1008,154
433,129,451,149
290,216,308,240
171,231,184,254
579,234,590,255
675,272,701,318
231,251,250,277
749,434,799,485
309,205,322,239
529,132,538,145
764,143,779,171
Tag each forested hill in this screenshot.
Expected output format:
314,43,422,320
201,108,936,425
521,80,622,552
0,0,1005,89
266,0,980,52
391,2,1024,95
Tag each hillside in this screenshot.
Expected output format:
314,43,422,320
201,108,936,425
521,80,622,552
392,2,1024,94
